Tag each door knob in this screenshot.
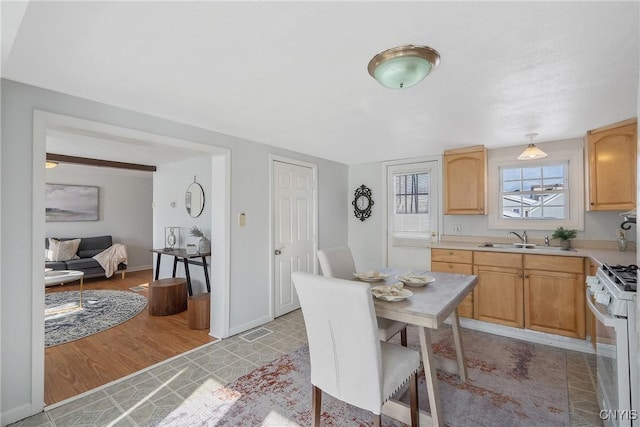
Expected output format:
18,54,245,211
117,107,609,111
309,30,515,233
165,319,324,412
274,249,282,255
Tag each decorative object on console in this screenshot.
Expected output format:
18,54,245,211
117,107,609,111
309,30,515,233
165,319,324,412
186,177,205,218
551,226,577,249
352,184,374,222
517,133,547,160
165,226,180,250
186,244,198,255
45,183,99,222
189,226,211,253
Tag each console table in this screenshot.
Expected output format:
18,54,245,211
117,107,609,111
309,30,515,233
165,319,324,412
151,248,211,296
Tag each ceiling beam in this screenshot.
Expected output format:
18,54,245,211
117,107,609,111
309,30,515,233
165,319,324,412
46,153,157,172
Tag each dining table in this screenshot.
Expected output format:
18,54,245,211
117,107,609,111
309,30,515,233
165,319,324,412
366,268,478,427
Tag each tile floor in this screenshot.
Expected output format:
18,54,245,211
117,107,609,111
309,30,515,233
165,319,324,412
11,310,602,427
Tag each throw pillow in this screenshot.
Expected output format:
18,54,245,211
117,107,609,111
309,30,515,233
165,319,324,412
46,238,81,262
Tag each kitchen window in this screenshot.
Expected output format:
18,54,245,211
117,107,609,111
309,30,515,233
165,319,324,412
488,148,584,231
500,163,568,219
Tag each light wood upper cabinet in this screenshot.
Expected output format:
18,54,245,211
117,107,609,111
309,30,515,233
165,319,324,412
444,145,487,215
586,118,637,211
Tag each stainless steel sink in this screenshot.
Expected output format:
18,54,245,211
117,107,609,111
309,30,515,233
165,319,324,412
478,243,576,252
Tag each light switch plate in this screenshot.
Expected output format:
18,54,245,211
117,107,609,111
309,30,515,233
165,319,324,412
239,212,246,227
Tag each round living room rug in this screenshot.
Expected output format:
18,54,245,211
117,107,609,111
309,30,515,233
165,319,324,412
45,290,147,347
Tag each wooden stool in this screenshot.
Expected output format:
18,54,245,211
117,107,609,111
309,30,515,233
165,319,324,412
148,278,187,316
188,293,210,329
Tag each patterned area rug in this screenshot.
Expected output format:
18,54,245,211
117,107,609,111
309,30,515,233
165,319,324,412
45,290,147,347
160,328,570,426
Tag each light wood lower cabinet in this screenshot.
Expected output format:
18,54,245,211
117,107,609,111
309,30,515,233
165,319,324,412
524,270,585,339
473,265,524,328
430,249,474,318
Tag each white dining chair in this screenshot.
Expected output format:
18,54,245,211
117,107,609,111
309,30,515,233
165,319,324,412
317,247,408,346
292,272,420,427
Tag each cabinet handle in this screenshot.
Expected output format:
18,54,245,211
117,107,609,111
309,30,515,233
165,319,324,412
519,274,523,278
449,251,453,256
524,274,529,278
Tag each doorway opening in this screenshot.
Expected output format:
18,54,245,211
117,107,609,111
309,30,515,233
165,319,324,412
33,111,231,409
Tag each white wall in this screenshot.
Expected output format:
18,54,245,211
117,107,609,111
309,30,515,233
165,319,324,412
0,79,349,425
153,157,212,295
45,163,153,271
348,162,385,271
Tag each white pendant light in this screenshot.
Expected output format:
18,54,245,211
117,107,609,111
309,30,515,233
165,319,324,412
368,45,440,89
517,133,547,160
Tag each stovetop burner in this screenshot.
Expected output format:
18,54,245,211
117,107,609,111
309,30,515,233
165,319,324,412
602,264,638,292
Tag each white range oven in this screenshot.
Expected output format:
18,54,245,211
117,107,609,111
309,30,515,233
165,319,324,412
587,264,638,427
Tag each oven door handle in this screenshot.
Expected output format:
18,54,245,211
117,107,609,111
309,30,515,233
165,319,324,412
586,289,618,327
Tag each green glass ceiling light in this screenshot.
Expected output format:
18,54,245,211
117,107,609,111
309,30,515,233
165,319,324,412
368,45,440,89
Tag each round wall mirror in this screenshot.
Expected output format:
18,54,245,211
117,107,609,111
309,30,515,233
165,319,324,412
185,182,205,218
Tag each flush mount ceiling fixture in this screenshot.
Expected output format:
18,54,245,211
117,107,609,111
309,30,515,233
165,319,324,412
368,45,440,89
517,133,547,160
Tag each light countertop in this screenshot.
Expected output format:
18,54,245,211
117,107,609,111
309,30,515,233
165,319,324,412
429,241,637,267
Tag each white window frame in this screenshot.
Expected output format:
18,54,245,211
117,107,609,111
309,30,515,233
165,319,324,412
488,148,584,231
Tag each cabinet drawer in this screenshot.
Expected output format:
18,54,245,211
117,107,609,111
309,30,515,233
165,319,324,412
431,261,473,275
523,255,584,274
473,251,522,268
431,249,472,264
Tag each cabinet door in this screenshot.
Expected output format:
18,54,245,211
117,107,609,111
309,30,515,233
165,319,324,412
524,270,586,339
431,261,474,318
587,119,637,211
444,145,487,214
473,265,523,328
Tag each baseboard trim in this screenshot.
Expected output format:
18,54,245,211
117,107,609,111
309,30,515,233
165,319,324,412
228,315,273,337
454,317,595,354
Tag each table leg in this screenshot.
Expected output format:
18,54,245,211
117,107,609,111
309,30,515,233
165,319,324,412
172,257,178,278
183,258,193,296
79,276,84,309
202,256,211,292
154,253,161,280
418,326,444,427
450,308,468,382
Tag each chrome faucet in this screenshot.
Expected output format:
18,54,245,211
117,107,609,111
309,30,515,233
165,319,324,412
510,231,528,244
544,235,550,247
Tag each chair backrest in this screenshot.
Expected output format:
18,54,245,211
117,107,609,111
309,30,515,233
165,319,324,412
317,247,356,280
292,271,384,413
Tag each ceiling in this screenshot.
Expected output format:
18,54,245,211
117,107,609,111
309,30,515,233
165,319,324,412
2,1,639,165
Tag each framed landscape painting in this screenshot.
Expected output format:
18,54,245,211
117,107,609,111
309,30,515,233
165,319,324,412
45,184,99,222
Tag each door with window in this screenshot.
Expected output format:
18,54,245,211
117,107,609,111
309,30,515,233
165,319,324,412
272,159,317,317
386,162,439,270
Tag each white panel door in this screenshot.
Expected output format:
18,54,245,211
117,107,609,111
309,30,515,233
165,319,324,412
273,160,316,317
386,161,439,270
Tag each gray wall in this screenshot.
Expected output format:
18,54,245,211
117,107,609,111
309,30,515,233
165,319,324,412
0,78,348,424
45,163,153,271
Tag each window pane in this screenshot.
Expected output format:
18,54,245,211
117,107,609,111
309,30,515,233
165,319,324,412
392,171,431,240
500,163,568,220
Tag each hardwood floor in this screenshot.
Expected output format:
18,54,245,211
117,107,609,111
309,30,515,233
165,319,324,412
44,270,216,405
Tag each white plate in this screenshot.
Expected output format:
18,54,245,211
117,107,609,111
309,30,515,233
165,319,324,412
371,285,413,301
396,274,436,287
353,272,388,282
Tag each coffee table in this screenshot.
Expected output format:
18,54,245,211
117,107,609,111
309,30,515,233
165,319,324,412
45,270,85,313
